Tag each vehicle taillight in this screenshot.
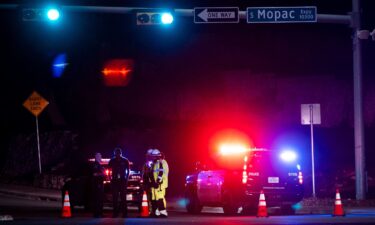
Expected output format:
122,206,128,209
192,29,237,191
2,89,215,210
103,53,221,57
105,169,110,176
242,156,248,184
298,171,303,184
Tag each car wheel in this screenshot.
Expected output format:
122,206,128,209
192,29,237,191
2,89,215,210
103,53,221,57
185,188,202,214
222,191,238,215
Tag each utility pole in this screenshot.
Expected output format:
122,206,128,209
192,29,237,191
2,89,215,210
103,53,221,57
352,0,366,200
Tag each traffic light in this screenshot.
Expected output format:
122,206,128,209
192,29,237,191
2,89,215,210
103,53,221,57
22,7,61,22
47,8,60,21
136,12,174,25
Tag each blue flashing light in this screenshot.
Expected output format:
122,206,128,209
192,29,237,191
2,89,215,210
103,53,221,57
280,150,297,162
52,54,68,78
161,12,174,24
47,8,60,21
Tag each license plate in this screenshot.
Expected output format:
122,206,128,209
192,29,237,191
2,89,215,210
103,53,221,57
126,194,133,201
268,177,279,183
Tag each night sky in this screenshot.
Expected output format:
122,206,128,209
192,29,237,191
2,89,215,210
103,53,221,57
1,0,375,196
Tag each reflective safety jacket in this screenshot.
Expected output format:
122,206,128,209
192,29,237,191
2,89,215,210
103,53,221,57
152,159,169,189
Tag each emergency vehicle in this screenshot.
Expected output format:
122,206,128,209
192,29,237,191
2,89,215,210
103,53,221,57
185,148,304,215
61,158,143,211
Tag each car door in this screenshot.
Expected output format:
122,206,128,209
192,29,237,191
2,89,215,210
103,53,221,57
197,170,224,204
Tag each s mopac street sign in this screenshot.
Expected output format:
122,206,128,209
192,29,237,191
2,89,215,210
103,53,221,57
194,7,239,23
247,6,317,23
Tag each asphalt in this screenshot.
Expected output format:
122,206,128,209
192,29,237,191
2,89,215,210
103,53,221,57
1,183,375,215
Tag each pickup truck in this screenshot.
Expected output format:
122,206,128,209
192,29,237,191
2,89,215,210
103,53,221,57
185,148,304,215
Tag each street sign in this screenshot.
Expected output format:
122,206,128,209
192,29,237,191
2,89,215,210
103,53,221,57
194,7,239,23
23,91,49,117
247,6,317,23
301,104,321,125
23,91,49,174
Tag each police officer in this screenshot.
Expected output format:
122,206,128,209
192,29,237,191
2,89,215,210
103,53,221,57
150,149,169,217
108,147,130,218
141,149,154,213
91,152,105,218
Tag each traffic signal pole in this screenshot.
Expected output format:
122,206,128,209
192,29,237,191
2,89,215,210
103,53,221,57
0,1,367,199
352,0,366,200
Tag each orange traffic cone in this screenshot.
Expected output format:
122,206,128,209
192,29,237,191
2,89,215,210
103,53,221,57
61,191,72,218
257,190,268,217
333,189,345,217
139,191,150,217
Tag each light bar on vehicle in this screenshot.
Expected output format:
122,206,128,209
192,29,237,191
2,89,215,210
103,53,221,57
219,144,249,155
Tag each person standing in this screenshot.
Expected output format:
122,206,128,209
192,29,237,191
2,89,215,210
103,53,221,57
108,147,130,218
91,152,105,218
141,149,154,214
150,149,169,217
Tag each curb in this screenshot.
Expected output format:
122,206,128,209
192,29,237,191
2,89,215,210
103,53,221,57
0,215,14,221
0,189,61,202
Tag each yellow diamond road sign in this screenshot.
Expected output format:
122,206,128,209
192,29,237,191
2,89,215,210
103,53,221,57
23,91,49,117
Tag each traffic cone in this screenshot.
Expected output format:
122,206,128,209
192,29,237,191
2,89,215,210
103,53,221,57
333,189,345,217
139,191,150,217
257,190,268,217
61,191,72,218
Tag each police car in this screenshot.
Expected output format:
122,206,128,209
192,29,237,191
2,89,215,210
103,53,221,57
61,158,143,211
185,148,304,215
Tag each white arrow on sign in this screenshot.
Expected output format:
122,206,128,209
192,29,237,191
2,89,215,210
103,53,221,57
198,9,236,22
198,9,209,22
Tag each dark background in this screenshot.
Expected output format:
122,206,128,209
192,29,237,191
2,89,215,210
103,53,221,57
1,0,375,197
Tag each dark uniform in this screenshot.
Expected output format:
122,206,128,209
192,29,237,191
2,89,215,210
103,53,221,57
142,160,153,212
108,149,130,217
91,159,104,217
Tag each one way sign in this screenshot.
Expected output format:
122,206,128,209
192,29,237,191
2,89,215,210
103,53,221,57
194,7,239,23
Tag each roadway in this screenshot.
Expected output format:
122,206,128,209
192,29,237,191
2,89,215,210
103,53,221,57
1,193,375,225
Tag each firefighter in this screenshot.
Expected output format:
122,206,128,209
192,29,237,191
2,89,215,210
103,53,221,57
91,152,105,218
108,147,130,218
150,149,169,218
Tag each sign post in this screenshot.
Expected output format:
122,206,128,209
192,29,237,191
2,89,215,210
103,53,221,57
23,91,49,174
301,103,321,198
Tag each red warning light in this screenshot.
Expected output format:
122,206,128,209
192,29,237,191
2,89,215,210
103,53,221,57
209,129,254,170
102,59,134,86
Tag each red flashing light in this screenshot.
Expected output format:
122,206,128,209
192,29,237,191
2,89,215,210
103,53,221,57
219,144,249,155
105,169,110,176
209,129,253,170
102,68,132,76
102,59,134,87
